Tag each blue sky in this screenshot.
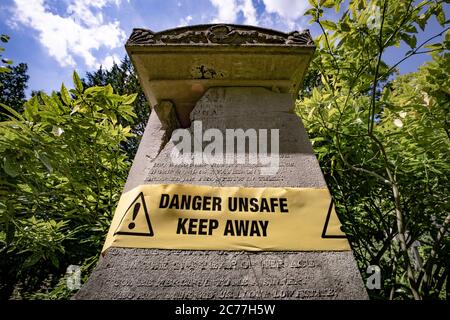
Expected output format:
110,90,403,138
0,0,448,95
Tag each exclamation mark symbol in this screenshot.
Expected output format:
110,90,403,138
128,202,141,230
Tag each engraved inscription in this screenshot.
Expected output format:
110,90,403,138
75,248,367,300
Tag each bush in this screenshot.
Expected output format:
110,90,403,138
0,71,136,299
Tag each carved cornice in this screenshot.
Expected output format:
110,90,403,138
127,24,315,47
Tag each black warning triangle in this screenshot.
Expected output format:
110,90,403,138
321,200,346,239
114,192,154,237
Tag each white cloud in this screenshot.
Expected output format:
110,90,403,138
210,0,239,23
178,15,193,27
209,0,258,25
208,0,309,30
262,0,310,28
11,0,126,68
67,0,110,27
98,54,120,70
240,0,258,25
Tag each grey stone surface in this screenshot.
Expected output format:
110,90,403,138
144,87,327,188
75,248,367,300
75,87,368,300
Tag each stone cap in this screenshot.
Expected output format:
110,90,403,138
126,24,316,127
126,24,314,47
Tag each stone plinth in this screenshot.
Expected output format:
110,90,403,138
74,24,368,300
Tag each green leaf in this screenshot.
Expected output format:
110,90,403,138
320,19,337,30
73,71,83,93
22,253,42,269
3,157,19,177
23,96,39,121
404,24,417,34
122,93,137,105
401,33,417,49
357,0,365,10
39,92,50,105
435,3,446,26
0,66,11,73
0,35,10,43
340,22,350,32
0,102,25,120
60,83,71,106
416,14,427,31
105,84,114,96
334,2,340,12
305,8,317,17
84,86,104,95
320,0,335,8
424,43,443,51
37,153,53,174
70,105,81,115
39,92,59,112
308,0,319,7
1,58,13,65
445,30,450,50
50,255,59,268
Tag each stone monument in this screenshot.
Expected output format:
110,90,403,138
75,24,368,300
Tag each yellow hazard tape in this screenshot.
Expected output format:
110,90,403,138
102,184,350,252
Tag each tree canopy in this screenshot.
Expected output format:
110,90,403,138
0,71,136,299
298,0,449,299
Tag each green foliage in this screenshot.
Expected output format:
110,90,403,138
0,71,136,299
83,57,150,159
298,0,449,300
0,34,13,74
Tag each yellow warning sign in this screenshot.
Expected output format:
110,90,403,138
102,184,350,252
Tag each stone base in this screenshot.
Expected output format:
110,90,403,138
75,248,368,299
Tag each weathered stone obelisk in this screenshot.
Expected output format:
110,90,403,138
75,24,368,299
